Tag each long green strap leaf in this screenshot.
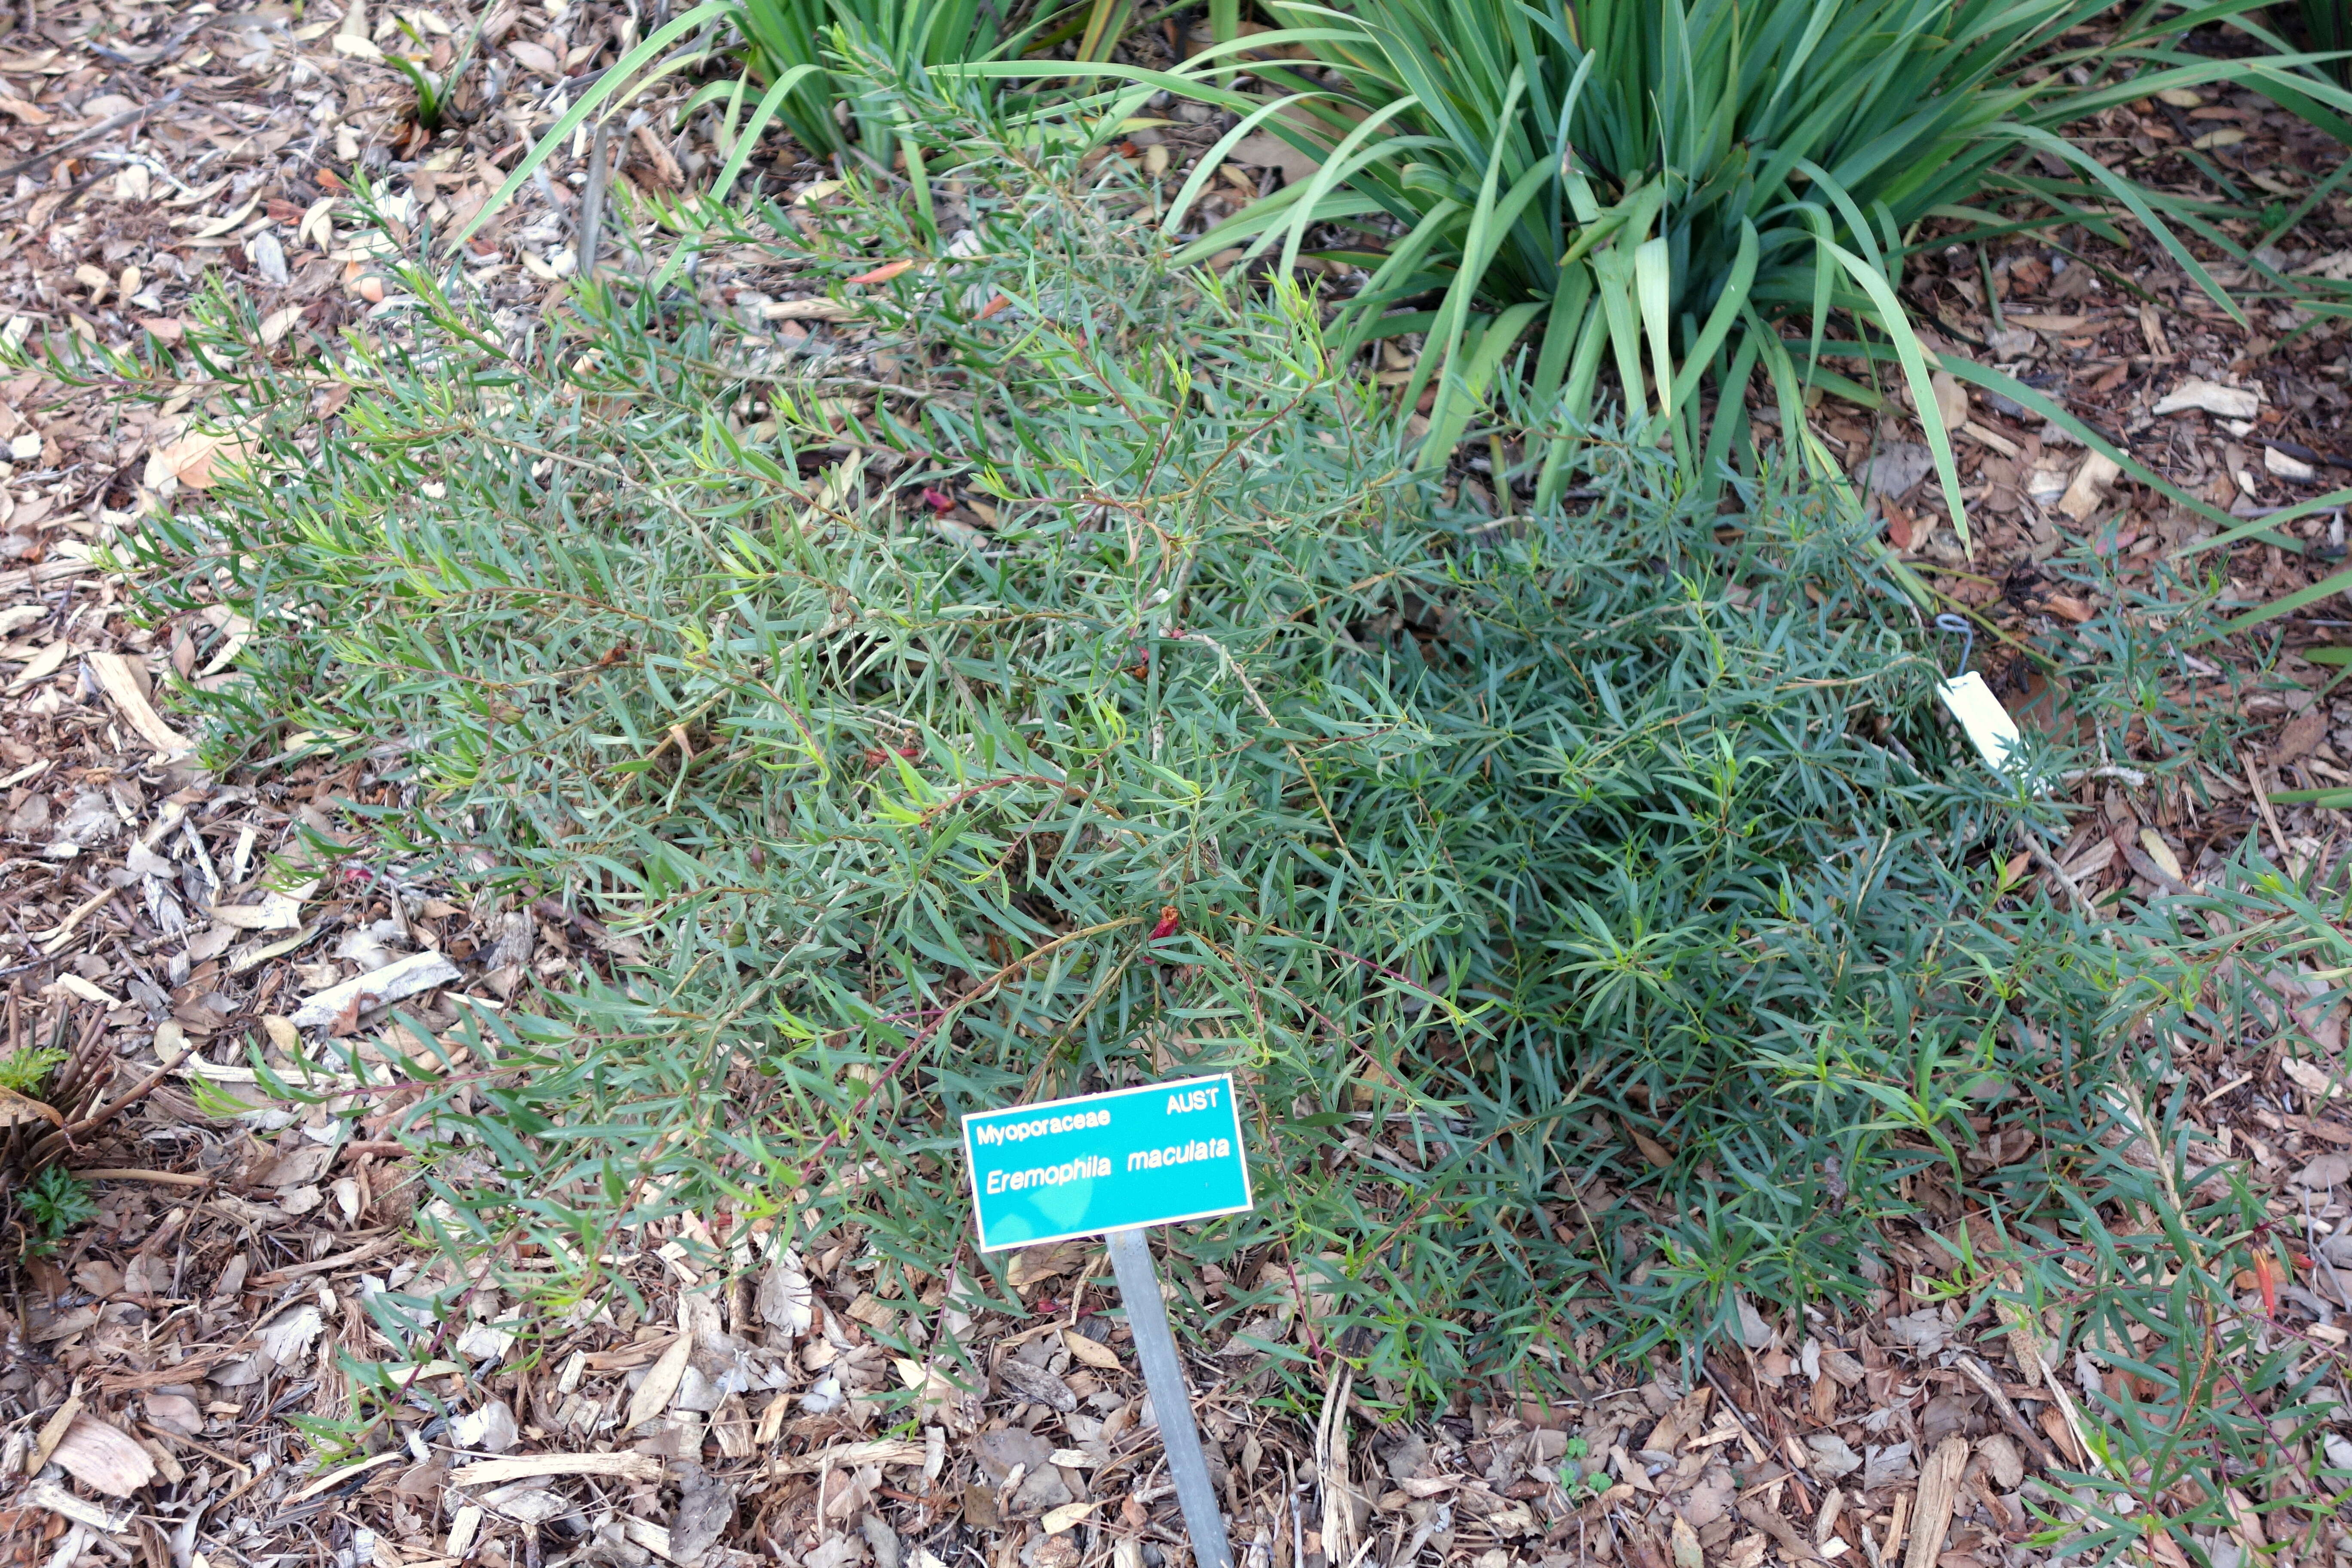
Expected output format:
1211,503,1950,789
1634,236,1674,423
2005,123,2246,326
1746,305,1845,485
2174,489,2352,560
450,1,738,251
1817,237,1969,548
1919,353,2258,551
1412,65,1529,463
1697,329,1764,495
1557,294,1614,450
1666,219,1758,416
1171,184,1390,265
2214,566,2352,639
1276,98,1432,276
2269,787,2352,805
1533,264,1594,403
1591,244,1648,429
1335,199,1464,358
708,64,825,208
1420,300,1547,466
1161,92,1335,239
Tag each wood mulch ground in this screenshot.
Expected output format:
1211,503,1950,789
0,6,2350,1568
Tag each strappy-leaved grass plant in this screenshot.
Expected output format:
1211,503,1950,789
715,0,1033,168
1144,0,2352,534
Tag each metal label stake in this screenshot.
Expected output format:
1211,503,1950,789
961,1073,1252,1568
1107,1227,1235,1568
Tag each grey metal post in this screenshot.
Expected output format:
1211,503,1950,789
1106,1227,1234,1568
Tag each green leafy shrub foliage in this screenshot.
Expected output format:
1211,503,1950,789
123,111,2352,1541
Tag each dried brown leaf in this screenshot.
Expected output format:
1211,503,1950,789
505,40,558,76
0,1084,61,1127
996,1354,1077,1413
143,429,251,491
624,1329,693,1431
86,651,191,753
50,1413,157,1497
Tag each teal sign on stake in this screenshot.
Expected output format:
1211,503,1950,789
962,1072,1251,1251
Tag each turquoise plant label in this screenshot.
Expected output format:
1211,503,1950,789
962,1072,1252,1251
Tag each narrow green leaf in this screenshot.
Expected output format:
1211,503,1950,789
1816,238,1969,547
2212,564,2352,639
450,1,738,251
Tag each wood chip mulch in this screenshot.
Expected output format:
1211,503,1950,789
1,6,2352,1568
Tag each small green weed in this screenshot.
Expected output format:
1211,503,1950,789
0,1044,62,1095
381,12,487,136
19,1166,95,1246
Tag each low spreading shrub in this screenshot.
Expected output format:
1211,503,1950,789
108,92,2352,1545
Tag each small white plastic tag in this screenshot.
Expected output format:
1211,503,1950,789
1938,672,2022,773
